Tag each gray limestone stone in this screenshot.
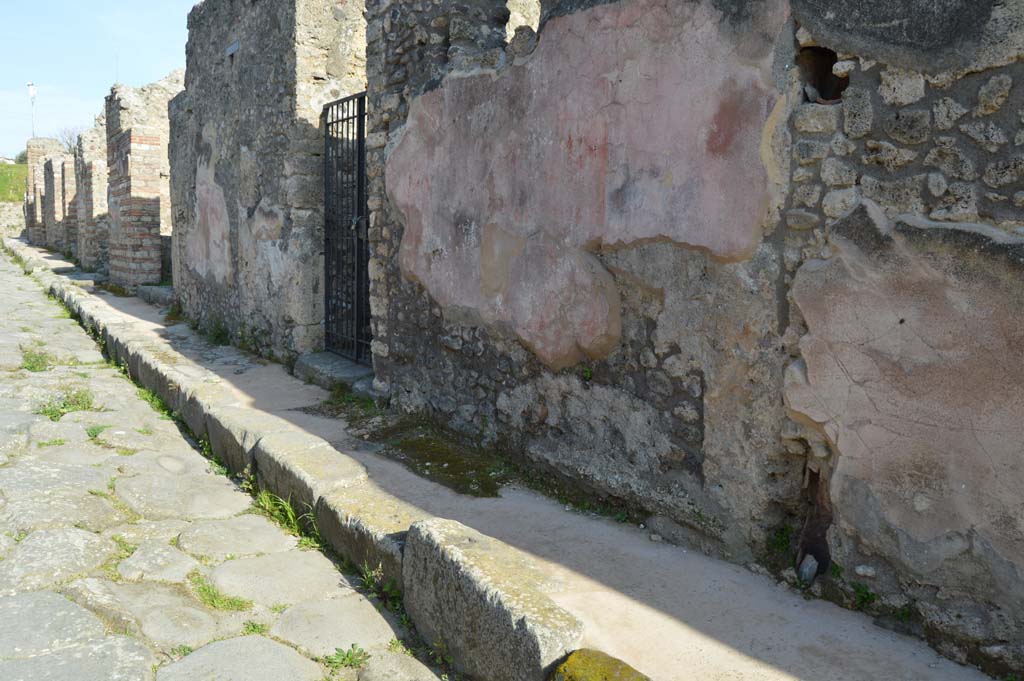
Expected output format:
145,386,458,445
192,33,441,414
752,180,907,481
115,472,251,520
102,519,191,545
157,636,323,681
785,210,819,231
822,188,860,219
928,173,949,197
830,133,856,157
794,104,840,134
982,157,1024,188
883,109,931,145
794,140,830,166
975,75,1013,116
934,97,968,130
0,591,106,657
0,635,156,681
403,518,582,681
860,175,926,215
862,140,918,171
960,120,1008,153
793,184,822,208
0,529,115,594
358,651,439,681
924,139,977,181
176,515,296,561
271,592,398,657
821,157,858,187
117,540,199,583
878,67,926,106
930,182,979,221
209,550,351,607
843,87,873,139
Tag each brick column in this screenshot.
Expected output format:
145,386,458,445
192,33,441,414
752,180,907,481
105,72,183,288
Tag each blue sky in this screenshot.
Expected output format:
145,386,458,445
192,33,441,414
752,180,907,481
0,0,197,158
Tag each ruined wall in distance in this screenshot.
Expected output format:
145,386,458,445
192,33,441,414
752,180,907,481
24,138,63,246
61,157,78,258
75,116,110,272
171,0,366,361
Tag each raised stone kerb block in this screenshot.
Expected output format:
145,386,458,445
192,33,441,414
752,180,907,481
403,518,583,681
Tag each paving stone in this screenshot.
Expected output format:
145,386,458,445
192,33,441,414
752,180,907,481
210,550,351,607
0,591,105,657
0,529,115,594
157,636,324,681
271,592,399,657
117,540,199,583
0,533,13,558
358,650,439,681
115,472,251,520
0,635,156,681
176,515,296,561
102,519,191,545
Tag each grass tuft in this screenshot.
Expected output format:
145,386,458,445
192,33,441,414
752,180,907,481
137,386,174,420
252,490,322,551
242,620,269,635
20,346,56,372
323,644,371,670
37,387,97,421
188,571,252,611
36,438,66,448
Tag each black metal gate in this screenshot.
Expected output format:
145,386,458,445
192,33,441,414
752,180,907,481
324,92,371,363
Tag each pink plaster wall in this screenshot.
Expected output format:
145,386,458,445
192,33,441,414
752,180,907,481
387,0,787,369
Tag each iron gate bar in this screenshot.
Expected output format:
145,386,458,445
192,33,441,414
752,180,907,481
323,92,372,364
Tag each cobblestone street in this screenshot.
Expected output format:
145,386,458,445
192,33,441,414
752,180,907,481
0,255,437,680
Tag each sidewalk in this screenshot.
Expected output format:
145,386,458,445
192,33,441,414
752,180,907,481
2,237,993,681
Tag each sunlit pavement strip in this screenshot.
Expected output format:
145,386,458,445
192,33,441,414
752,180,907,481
0,254,437,680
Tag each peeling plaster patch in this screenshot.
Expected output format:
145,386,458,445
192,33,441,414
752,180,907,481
785,201,1024,603
388,0,786,369
189,129,233,285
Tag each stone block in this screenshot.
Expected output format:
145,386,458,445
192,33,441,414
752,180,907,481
794,104,840,134
402,518,583,681
842,87,873,139
253,432,367,514
314,483,427,588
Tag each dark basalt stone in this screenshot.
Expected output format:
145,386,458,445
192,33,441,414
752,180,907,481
791,0,999,73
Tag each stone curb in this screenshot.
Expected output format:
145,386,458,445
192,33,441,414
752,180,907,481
2,237,585,681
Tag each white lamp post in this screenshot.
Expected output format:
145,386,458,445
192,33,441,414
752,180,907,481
26,82,37,137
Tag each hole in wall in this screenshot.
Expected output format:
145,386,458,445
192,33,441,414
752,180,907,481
797,468,833,579
506,0,541,40
797,47,849,104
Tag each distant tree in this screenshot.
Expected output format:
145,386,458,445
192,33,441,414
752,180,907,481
57,127,84,155
14,150,27,164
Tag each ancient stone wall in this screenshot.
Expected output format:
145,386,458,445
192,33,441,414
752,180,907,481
61,157,78,258
369,0,795,559
367,0,1024,673
24,138,63,246
42,155,70,251
75,117,110,272
0,203,23,236
780,6,1024,673
106,71,183,288
170,0,365,360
